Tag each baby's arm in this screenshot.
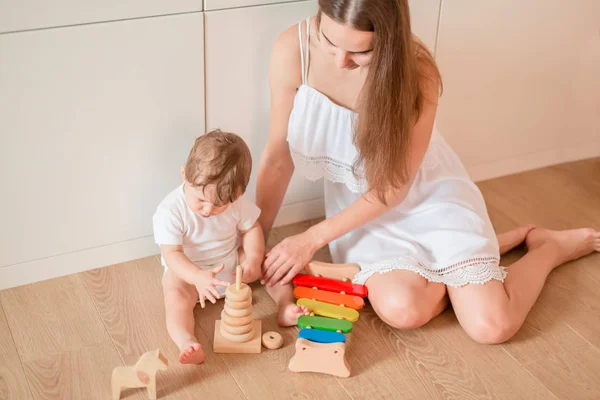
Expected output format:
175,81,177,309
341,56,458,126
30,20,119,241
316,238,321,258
161,245,203,283
239,222,265,283
162,245,230,307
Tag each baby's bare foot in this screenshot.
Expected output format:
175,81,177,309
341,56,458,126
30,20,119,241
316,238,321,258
278,304,310,327
498,224,536,255
525,227,600,266
179,341,205,364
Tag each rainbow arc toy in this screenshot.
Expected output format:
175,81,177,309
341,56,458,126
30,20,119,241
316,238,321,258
288,261,367,377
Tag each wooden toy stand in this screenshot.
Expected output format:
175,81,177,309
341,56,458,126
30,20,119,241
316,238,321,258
214,266,262,353
288,261,367,378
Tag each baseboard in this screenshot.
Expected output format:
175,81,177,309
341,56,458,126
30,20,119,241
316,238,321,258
468,140,600,182
273,197,325,227
2,142,597,290
0,236,159,291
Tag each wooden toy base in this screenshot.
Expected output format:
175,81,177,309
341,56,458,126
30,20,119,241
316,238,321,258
214,320,262,354
288,338,350,378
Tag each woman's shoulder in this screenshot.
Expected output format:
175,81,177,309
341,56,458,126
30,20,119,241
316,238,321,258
269,21,305,89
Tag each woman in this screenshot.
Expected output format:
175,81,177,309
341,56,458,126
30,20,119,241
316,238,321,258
256,0,599,343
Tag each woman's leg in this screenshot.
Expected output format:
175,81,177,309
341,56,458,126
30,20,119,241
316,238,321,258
367,270,448,329
449,227,600,344
162,270,205,364
497,224,536,255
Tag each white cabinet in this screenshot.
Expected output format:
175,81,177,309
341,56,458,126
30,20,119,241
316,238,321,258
205,0,298,11
205,1,321,218
0,14,205,281
435,0,600,181
0,0,201,33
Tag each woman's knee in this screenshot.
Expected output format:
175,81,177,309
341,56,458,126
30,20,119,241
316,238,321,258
461,308,520,344
372,290,444,330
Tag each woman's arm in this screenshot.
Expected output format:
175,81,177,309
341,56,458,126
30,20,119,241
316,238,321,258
263,73,440,285
256,26,303,241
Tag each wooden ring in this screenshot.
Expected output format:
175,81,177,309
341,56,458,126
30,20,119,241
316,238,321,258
221,310,253,326
225,284,251,301
220,326,254,343
262,331,283,350
224,304,253,318
221,321,253,335
226,297,252,309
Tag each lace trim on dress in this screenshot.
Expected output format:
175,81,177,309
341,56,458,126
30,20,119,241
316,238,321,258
290,147,368,193
353,256,506,287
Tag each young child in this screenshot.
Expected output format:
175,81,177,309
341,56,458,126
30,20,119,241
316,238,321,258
153,129,306,365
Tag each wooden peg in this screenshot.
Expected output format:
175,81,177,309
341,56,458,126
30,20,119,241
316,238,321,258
235,265,242,290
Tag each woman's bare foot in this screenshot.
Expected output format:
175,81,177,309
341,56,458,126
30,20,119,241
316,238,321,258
525,227,600,266
498,224,536,255
179,341,205,364
278,304,310,327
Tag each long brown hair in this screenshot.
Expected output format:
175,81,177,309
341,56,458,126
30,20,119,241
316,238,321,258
317,0,442,204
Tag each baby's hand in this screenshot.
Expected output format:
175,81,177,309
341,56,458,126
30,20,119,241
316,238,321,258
193,264,230,308
238,257,262,283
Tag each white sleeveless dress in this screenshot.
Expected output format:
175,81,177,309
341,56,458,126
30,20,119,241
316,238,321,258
287,19,505,287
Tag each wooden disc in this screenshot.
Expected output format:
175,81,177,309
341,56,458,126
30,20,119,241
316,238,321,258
224,304,253,318
221,310,253,327
226,284,251,301
262,331,283,350
221,321,253,335
226,297,252,310
220,326,254,343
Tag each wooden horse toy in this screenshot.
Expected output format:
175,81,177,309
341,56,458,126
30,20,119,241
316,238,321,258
288,261,367,378
112,349,169,400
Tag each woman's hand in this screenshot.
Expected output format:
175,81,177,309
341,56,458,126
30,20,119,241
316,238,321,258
262,230,321,286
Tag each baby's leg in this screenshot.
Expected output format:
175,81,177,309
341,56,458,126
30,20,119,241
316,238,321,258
162,269,205,364
265,283,309,327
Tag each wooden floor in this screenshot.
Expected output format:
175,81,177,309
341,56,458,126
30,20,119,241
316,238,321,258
1,158,600,400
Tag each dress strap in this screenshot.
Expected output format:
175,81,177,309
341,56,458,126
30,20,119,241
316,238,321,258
298,18,311,85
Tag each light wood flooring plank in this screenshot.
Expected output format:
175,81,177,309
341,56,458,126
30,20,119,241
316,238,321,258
541,275,600,351
0,303,32,400
526,345,600,400
338,305,452,399
23,342,127,400
0,275,109,363
80,257,247,400
479,159,600,229
499,286,589,366
395,310,555,399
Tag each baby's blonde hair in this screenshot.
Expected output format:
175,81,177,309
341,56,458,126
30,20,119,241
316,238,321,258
184,129,252,206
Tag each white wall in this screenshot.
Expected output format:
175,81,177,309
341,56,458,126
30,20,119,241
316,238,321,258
435,0,600,181
2,0,597,290
0,13,205,289
204,0,299,11
0,0,202,33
